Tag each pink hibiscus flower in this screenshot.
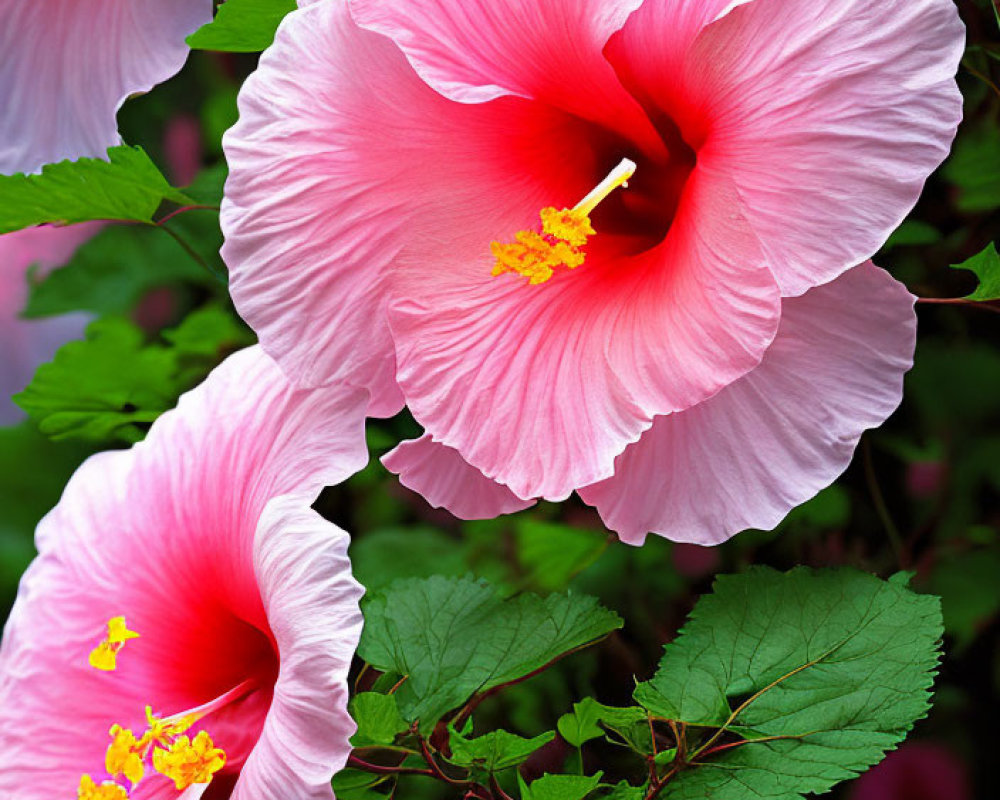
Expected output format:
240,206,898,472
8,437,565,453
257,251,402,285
0,346,369,798
0,0,213,174
0,224,101,425
222,0,963,544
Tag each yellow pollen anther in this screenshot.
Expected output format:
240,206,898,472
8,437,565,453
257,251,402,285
89,617,139,672
77,774,128,800
152,731,227,791
106,725,145,784
491,158,637,285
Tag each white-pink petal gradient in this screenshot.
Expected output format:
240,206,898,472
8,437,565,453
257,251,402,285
0,346,368,799
579,263,917,546
609,0,964,296
0,224,100,425
0,0,213,174
346,0,666,155
382,435,535,519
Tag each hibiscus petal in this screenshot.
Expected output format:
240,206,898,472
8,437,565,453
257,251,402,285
579,262,916,545
610,0,964,296
0,0,212,174
233,496,364,800
223,0,630,414
390,165,780,501
346,0,666,157
0,347,368,798
383,435,535,519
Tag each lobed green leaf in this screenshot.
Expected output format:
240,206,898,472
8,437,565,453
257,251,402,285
950,242,1000,302
349,692,409,748
447,727,555,773
14,309,253,444
518,772,604,800
634,567,942,800
0,147,190,234
187,0,297,52
358,576,622,732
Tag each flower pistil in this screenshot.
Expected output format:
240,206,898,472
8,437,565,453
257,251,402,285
491,158,636,285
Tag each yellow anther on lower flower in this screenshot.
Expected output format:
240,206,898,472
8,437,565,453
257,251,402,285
77,774,128,800
152,731,226,791
491,158,636,285
106,725,145,784
88,617,139,672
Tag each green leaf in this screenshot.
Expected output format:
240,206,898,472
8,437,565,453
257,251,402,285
350,693,409,748
162,305,255,386
349,526,468,591
332,769,388,800
600,782,644,800
14,318,180,443
943,121,1000,212
358,576,622,732
0,147,190,234
557,698,646,749
187,0,297,52
515,520,608,592
447,727,555,772
23,223,216,319
882,220,942,250
950,242,1000,302
14,309,252,444
519,772,603,800
634,567,942,800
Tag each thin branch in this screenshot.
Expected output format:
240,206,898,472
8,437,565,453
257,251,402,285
490,774,515,800
418,736,469,787
916,297,1000,314
155,204,221,226
961,57,1000,100
863,437,908,569
155,223,221,282
347,755,435,779
454,638,612,728
698,731,820,759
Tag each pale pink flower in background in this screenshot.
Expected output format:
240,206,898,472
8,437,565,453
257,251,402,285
0,347,368,799
0,224,101,425
0,0,213,174
222,0,963,544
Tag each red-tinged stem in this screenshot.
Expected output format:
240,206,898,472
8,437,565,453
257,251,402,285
418,736,469,787
490,774,515,800
155,204,221,226
346,755,436,779
916,297,1000,314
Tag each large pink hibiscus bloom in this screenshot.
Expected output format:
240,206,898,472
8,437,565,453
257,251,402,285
0,224,100,425
0,0,213,174
222,0,963,544
0,347,368,798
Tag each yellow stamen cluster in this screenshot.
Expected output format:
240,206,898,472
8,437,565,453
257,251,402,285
88,617,139,672
105,726,145,784
153,732,227,791
77,775,127,800
490,158,636,285
80,713,224,798
78,618,232,798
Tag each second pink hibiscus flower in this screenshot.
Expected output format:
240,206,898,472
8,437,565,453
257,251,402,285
222,0,964,544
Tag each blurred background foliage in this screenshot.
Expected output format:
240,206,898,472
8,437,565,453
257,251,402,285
2,1,999,798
